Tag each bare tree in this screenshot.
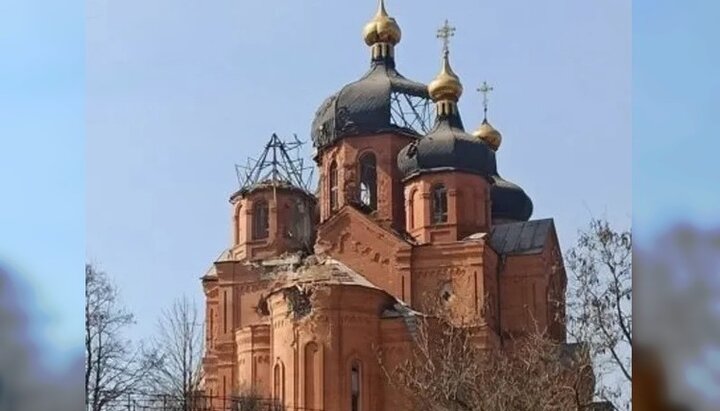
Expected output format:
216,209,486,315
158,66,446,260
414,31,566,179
566,219,632,409
382,313,598,411
85,264,157,411
147,295,204,411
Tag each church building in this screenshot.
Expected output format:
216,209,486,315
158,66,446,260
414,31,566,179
201,2,570,410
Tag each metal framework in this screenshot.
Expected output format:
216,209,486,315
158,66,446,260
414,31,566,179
389,91,434,135
98,392,323,411
235,133,314,192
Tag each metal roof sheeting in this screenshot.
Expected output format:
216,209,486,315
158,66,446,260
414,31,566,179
488,218,554,256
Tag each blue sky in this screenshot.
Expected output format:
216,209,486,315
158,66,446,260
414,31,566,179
633,1,720,406
13,0,718,376
0,0,84,369
1,0,718,405
633,0,720,242
86,0,631,342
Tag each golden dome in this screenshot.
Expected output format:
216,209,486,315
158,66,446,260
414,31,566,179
473,119,502,151
428,51,463,102
362,0,402,46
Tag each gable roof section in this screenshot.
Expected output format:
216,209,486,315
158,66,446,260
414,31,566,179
273,257,382,291
489,218,555,256
202,248,233,279
318,203,415,247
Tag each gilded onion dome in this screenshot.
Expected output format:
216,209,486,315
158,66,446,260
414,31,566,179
311,0,429,152
398,25,533,222
427,50,463,102
363,0,402,46
472,119,502,151
398,22,496,179
473,82,502,151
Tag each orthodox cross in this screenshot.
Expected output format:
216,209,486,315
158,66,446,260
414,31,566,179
436,19,456,54
477,81,494,120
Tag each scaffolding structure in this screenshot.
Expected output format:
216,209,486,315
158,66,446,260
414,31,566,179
235,133,314,193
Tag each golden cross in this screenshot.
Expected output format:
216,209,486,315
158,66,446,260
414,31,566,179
477,81,494,120
436,19,456,54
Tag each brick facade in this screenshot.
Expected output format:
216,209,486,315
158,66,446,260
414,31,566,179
200,131,568,410
199,4,571,409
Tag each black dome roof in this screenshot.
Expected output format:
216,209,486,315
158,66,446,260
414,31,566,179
397,114,497,179
311,59,428,150
397,111,533,222
490,175,533,222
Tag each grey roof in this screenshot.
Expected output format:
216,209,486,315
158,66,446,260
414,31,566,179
311,60,428,150
396,110,532,222
397,114,498,179
490,174,533,222
203,249,233,278
486,218,555,256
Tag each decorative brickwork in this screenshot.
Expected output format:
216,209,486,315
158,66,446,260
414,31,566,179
200,4,570,410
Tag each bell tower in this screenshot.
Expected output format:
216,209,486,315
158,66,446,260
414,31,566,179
311,0,433,232
398,21,496,244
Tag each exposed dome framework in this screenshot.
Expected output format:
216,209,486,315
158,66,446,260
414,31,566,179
311,64,434,150
234,133,315,194
310,0,434,151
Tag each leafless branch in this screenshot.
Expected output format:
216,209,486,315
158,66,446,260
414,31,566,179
144,295,204,411
85,264,158,411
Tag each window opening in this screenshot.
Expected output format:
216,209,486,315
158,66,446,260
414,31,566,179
431,184,448,224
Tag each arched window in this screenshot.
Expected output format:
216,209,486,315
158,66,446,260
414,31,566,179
350,361,361,411
233,203,242,245
408,188,417,230
274,362,285,405
305,342,321,409
431,184,448,224
358,153,377,210
329,161,339,211
288,199,311,244
252,200,269,240
208,308,214,346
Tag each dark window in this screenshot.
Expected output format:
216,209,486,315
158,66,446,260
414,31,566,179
252,200,269,239
358,153,377,210
274,364,280,400
351,361,361,411
288,199,310,242
408,189,417,229
209,308,214,343
274,362,285,404
330,161,339,211
223,291,228,333
431,184,448,224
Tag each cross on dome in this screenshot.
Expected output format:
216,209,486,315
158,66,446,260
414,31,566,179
477,81,494,120
436,19,456,54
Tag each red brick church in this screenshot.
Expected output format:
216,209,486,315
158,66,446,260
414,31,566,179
201,2,570,410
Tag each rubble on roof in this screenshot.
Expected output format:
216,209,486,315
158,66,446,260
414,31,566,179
262,254,381,292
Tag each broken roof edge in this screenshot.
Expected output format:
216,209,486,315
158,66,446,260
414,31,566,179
260,255,384,298
380,300,424,319
202,248,235,279
229,180,317,204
